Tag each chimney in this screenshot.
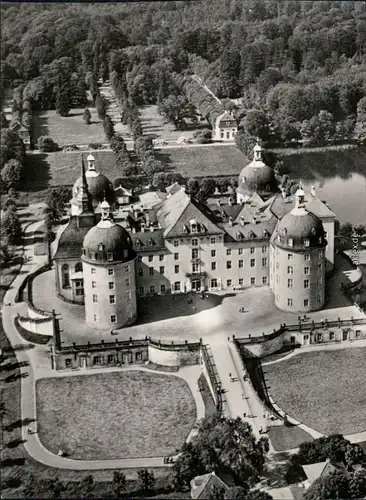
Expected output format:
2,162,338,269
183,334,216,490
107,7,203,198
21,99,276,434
228,198,233,206
281,187,287,199
217,199,221,207
145,211,150,226
240,216,245,226
229,216,233,226
141,223,145,233
132,227,136,234
149,225,154,232
311,185,316,197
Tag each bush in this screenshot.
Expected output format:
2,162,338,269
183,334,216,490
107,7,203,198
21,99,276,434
88,143,104,149
37,136,59,152
82,108,91,125
1,158,23,190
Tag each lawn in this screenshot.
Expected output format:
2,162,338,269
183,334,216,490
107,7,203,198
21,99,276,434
155,144,248,178
32,106,105,147
36,371,196,459
265,348,366,435
23,151,119,192
268,425,313,452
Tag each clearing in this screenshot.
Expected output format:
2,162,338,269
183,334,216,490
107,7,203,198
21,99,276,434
36,370,196,459
265,348,366,436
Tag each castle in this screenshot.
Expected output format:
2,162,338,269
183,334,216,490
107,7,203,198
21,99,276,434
54,145,336,330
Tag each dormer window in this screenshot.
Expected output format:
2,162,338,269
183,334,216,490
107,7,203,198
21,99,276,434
107,252,113,261
277,235,281,243
147,238,153,246
191,224,197,233
311,227,316,235
98,243,104,251
135,240,141,248
123,250,128,259
318,237,322,244
304,239,310,247
82,249,86,255
288,238,293,247
91,252,97,261
283,228,287,235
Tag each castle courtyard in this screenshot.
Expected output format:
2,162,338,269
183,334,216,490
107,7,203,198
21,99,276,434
36,369,197,460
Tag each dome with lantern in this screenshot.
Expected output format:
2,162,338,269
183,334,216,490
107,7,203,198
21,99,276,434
272,187,326,251
236,141,278,199
73,153,115,209
82,200,135,263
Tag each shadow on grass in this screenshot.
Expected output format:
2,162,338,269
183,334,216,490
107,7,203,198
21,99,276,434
1,457,26,468
136,292,235,325
6,438,27,449
4,417,36,433
2,477,22,489
1,360,30,372
23,154,51,192
154,151,173,169
4,372,29,383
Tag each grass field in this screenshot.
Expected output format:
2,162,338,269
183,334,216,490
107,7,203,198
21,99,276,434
33,106,105,147
155,145,248,178
36,371,196,460
265,348,366,435
268,426,313,452
23,151,118,192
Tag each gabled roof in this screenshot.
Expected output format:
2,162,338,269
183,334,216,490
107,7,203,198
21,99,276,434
190,472,228,499
166,182,184,196
156,191,224,238
216,111,237,127
139,191,167,209
114,185,132,196
10,120,29,133
303,460,347,484
270,192,335,220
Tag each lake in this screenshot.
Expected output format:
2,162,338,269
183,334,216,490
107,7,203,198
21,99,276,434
281,147,366,225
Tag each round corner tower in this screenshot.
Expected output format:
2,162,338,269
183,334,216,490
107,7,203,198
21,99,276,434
81,200,137,330
270,188,326,313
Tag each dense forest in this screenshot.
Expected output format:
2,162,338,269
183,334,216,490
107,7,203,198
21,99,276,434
1,1,366,148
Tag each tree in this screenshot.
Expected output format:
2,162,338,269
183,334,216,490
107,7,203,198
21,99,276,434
208,483,226,500
21,473,38,498
103,115,115,141
81,474,94,498
0,241,15,267
158,94,194,130
303,470,350,500
242,109,271,142
1,158,23,190
245,491,273,500
37,136,59,152
82,108,91,125
193,128,212,144
55,84,71,117
112,471,127,497
355,96,366,144
224,485,249,499
95,95,107,120
1,129,26,169
186,177,200,198
349,468,366,499
1,112,9,129
1,209,22,245
137,469,155,492
197,177,216,202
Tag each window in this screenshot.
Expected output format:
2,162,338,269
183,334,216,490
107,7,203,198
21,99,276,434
304,254,310,261
329,332,335,340
239,260,243,268
150,285,155,294
139,286,144,295
149,267,154,276
109,295,115,304
288,238,293,247
173,240,179,247
160,284,166,293
318,263,322,271
108,268,114,275
192,263,199,273
304,266,310,275
250,247,255,254
210,237,216,244
276,275,280,284
174,281,181,291
262,276,267,285
92,281,97,288
324,231,328,238
127,290,132,301
287,298,293,306
192,248,199,259
123,250,128,259
75,289,83,296
211,249,216,257
138,256,142,262
262,257,267,266
191,238,198,246
304,299,309,307
159,254,164,261
108,354,114,364
227,279,232,287
250,277,256,285
288,279,293,288
75,262,82,273
227,261,232,269
65,358,72,368
288,266,293,274
93,356,101,365
226,248,231,256
276,262,279,269
191,224,197,233
355,330,361,339
90,252,97,261
124,265,130,273
250,259,255,267
211,262,216,270
138,268,143,277
107,252,113,261
62,264,70,288
304,279,309,289
136,352,142,361
210,278,217,288
93,294,98,303
317,294,322,304
159,266,164,274
148,255,153,262
288,254,293,260
262,245,267,253
238,248,243,255
174,252,179,260
110,315,117,324
175,265,179,273
304,239,310,247
93,313,98,322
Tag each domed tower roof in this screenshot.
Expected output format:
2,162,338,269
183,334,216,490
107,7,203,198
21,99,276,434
82,201,135,264
272,188,326,251
236,141,278,199
73,153,115,208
